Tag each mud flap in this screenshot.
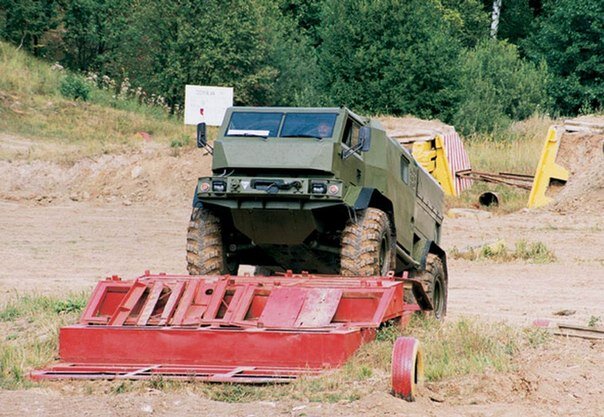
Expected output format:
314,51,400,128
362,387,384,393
407,278,433,312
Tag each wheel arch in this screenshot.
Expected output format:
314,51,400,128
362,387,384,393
192,184,202,208
353,188,395,233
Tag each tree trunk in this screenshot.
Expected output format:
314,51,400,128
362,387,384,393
33,35,39,56
491,0,503,38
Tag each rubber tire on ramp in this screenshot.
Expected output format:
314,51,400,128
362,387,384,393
413,253,447,320
340,208,396,276
186,207,230,275
391,336,424,401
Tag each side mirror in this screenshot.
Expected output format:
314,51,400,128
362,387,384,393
359,126,372,152
196,122,207,148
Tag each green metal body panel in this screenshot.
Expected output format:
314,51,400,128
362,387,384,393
196,107,444,273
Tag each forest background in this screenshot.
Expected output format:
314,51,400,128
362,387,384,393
1,0,602,135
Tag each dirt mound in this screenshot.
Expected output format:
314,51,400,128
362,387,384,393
376,116,456,142
0,146,212,205
552,117,604,213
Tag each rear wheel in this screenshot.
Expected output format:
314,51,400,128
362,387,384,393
341,208,396,276
186,207,237,275
413,254,447,319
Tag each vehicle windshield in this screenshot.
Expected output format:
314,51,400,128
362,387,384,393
280,113,337,138
226,112,282,137
226,112,338,139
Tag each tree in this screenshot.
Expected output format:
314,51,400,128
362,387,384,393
524,0,604,115
490,0,502,38
266,11,322,106
497,0,534,43
317,0,462,119
279,0,324,47
61,0,131,71
439,0,490,47
0,0,58,55
480,0,543,44
105,0,319,110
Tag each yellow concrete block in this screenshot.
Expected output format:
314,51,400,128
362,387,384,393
412,136,456,197
527,126,570,208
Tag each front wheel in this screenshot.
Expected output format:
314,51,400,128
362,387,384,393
186,207,238,275
340,208,396,276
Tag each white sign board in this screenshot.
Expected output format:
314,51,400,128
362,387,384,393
184,85,233,126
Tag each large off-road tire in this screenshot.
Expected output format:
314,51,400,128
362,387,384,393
186,207,233,275
414,254,447,320
341,208,396,276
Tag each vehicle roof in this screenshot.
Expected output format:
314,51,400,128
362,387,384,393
228,107,369,125
229,106,344,113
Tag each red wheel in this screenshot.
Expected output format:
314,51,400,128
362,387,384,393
391,336,424,401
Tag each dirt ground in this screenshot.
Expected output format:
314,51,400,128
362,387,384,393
0,201,602,416
1,202,602,325
1,134,603,416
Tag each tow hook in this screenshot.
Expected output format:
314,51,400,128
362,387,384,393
251,179,302,193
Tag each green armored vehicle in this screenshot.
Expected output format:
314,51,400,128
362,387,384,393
188,107,447,317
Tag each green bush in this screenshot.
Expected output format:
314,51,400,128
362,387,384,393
452,39,549,135
59,74,91,101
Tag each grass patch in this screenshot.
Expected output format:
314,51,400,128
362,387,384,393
451,240,556,263
376,316,531,381
0,292,88,389
416,318,517,380
0,41,203,163
451,115,553,212
166,316,548,403
0,42,62,97
464,115,552,174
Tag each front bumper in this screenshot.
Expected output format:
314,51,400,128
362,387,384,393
197,176,345,200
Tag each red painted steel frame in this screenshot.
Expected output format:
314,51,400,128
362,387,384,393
32,272,420,382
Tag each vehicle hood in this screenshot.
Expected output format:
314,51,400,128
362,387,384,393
212,137,335,172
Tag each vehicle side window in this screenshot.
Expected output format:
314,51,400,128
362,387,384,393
401,156,409,184
343,119,360,149
350,124,360,148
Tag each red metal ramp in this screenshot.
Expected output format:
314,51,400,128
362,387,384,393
31,364,319,383
32,271,419,382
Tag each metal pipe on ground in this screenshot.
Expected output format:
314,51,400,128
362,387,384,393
478,191,500,207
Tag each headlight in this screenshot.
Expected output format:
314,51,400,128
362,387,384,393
310,182,327,194
212,180,226,192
